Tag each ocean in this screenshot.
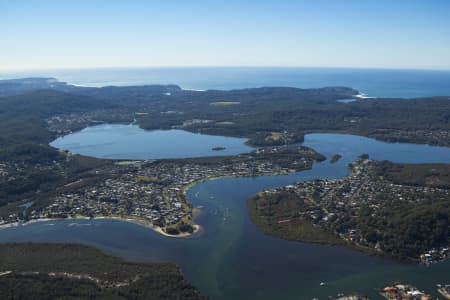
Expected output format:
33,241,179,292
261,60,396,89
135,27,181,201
2,67,450,98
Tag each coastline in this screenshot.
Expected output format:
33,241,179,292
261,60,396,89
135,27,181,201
0,171,299,237
0,215,201,238
0,160,319,239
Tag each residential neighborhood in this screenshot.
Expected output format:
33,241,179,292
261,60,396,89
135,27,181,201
0,146,323,236
255,158,450,261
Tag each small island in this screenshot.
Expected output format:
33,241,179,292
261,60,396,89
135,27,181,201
330,154,342,163
211,146,226,151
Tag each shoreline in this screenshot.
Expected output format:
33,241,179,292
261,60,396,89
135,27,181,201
0,171,297,237
0,215,201,238
354,93,375,99
0,160,318,238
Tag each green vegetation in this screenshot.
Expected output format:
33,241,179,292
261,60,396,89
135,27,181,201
0,90,114,217
165,221,195,235
248,161,450,261
168,146,325,170
2,80,450,148
131,89,450,147
0,82,447,224
0,78,449,262
247,191,344,245
0,243,206,300
135,175,161,184
374,161,450,189
330,154,342,163
359,161,450,259
356,198,449,260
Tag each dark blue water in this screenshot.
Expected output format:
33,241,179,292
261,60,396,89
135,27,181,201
50,124,253,159
2,67,450,98
2,133,450,300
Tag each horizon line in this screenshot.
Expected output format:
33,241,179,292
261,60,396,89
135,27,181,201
1,65,450,73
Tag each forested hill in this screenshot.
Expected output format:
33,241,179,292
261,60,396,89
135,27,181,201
0,78,449,149
0,89,113,146
2,78,450,146
0,77,182,97
0,243,207,300
0,77,68,97
0,89,112,118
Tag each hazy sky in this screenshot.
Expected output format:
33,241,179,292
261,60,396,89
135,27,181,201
2,0,450,70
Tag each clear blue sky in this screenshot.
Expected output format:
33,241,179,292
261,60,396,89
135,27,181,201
2,0,450,70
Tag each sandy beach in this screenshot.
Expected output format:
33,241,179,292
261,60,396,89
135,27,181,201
0,215,201,238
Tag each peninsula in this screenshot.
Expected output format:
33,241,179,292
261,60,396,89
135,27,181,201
248,158,450,262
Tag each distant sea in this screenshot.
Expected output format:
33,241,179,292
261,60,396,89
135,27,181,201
2,67,450,98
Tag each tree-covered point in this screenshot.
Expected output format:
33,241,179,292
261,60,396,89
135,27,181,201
247,190,345,246
0,243,206,300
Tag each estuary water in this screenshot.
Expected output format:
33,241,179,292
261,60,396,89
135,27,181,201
2,132,450,299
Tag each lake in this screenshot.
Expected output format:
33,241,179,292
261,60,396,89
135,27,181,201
3,131,450,299
50,124,253,159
